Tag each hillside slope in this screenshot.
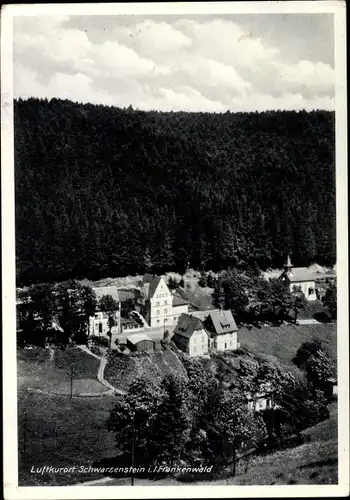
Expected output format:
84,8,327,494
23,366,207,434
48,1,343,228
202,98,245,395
15,98,335,284
239,323,337,376
17,346,107,395
105,347,187,391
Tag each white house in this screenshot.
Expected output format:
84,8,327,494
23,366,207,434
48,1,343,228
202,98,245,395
279,255,318,301
191,309,239,352
246,382,274,412
172,313,210,357
138,274,189,328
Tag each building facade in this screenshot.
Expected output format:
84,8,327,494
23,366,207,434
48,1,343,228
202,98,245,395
279,255,318,301
172,314,209,357
191,309,239,352
138,274,189,328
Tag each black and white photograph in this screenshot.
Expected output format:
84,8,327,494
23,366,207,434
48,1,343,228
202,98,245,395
1,1,348,498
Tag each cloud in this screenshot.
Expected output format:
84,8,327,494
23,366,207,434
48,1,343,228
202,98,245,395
13,15,335,112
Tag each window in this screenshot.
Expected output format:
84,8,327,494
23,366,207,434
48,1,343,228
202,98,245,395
156,302,160,306
156,310,160,315
164,309,167,314
164,300,167,305
164,318,167,323
224,342,227,349
308,287,314,296
157,320,160,324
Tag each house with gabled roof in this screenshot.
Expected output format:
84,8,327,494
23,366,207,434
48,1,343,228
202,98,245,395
138,274,189,328
279,255,318,300
172,313,209,357
191,308,239,352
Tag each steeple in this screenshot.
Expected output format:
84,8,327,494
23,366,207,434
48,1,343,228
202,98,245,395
284,254,293,273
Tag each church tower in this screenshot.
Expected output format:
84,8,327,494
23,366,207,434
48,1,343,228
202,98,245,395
284,255,293,276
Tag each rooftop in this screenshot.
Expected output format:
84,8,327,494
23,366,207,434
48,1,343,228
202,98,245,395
126,333,153,344
173,313,206,339
283,268,317,282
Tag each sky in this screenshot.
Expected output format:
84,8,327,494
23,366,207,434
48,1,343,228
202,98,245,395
13,14,335,113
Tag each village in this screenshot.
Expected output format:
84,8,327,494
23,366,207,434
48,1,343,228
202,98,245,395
87,256,336,358
17,257,338,414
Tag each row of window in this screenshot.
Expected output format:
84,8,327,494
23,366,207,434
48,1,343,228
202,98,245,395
156,309,168,315
156,301,168,306
156,293,168,299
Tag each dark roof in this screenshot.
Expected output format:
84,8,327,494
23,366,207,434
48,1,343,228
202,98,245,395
207,309,238,335
172,292,188,307
148,276,162,298
143,274,156,284
191,309,237,335
173,313,206,339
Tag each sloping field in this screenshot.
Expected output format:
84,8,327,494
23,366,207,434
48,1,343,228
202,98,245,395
17,347,107,395
239,323,337,376
228,403,338,485
18,389,118,485
105,348,187,391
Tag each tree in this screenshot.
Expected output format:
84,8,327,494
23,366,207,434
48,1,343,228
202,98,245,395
56,281,85,346
152,375,191,466
99,294,119,347
305,351,334,391
167,276,179,290
198,270,207,288
293,339,335,392
293,339,326,370
268,278,293,324
30,283,56,332
291,288,306,323
81,285,97,336
206,273,216,288
212,281,225,310
198,386,263,475
322,282,337,320
107,377,165,467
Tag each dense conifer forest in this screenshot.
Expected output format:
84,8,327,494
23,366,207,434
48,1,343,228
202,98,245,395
14,98,336,285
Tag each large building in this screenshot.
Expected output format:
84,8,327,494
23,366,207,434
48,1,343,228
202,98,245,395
137,274,189,328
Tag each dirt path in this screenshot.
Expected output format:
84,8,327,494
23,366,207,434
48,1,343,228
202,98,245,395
78,345,127,396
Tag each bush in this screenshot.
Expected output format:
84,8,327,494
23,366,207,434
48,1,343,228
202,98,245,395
89,335,109,347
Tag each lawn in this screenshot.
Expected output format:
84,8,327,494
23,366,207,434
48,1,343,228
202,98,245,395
18,389,119,486
17,346,107,396
239,323,337,376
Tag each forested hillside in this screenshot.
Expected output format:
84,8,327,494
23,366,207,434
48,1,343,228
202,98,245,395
14,98,336,285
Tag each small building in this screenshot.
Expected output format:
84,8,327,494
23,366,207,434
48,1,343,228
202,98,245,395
126,333,155,352
279,255,318,301
245,382,274,412
324,377,338,401
120,317,144,334
172,313,209,357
